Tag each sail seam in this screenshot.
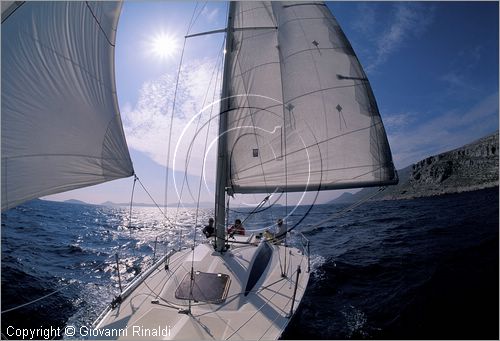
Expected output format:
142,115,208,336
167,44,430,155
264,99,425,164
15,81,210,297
84,1,115,47
289,3,331,186
1,1,24,23
230,47,275,197
2,154,131,161
232,178,398,193
232,60,280,78
284,82,369,106
229,121,384,176
225,106,283,128
231,43,276,195
16,30,114,91
283,46,349,61
235,163,392,180
279,15,328,28
236,3,277,25
223,80,372,126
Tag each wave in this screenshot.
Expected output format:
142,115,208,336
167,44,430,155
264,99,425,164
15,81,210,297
2,189,498,339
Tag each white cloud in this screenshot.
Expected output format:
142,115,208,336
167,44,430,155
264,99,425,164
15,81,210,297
122,58,222,194
367,3,435,72
439,45,483,97
352,3,377,37
201,6,219,24
383,112,416,130
440,72,468,89
388,92,499,168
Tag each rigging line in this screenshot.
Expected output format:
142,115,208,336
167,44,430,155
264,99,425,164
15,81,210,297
114,256,189,317
189,279,293,338
170,1,215,219
1,247,137,315
128,175,137,235
1,282,72,314
187,2,199,33
191,45,223,230
135,176,173,224
127,175,138,257
281,119,324,235
188,2,208,33
173,40,224,216
0,235,127,315
226,192,285,215
0,249,109,314
163,0,202,220
173,42,224,251
279,37,290,276
274,12,289,265
153,251,191,302
240,194,272,226
164,38,187,220
186,73,223,310
190,273,290,312
2,210,168,316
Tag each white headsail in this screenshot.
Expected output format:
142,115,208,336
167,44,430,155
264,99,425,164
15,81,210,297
224,1,397,195
1,2,133,211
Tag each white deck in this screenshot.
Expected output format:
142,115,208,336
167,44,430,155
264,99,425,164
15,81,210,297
94,236,310,340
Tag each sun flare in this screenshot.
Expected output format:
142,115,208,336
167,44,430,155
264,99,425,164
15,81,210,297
149,32,178,60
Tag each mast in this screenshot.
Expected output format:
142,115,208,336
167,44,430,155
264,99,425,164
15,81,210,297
214,1,235,252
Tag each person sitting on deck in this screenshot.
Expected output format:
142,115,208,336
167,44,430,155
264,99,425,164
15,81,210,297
202,218,215,238
264,218,287,242
227,219,245,236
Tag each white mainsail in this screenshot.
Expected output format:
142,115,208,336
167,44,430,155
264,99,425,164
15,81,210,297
224,1,397,195
1,2,134,211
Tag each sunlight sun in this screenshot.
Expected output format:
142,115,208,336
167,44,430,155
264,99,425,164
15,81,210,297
149,32,178,60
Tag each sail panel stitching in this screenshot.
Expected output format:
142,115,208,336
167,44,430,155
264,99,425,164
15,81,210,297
84,2,115,47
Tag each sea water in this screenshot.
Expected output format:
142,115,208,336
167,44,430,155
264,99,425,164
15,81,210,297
1,188,498,339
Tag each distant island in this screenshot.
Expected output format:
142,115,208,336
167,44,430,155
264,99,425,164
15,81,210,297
57,199,213,208
331,131,499,203
63,199,92,205
100,201,214,208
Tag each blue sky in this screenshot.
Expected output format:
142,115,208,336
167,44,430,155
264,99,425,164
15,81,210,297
46,1,499,206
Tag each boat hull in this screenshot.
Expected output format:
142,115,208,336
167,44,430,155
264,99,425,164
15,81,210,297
94,236,310,340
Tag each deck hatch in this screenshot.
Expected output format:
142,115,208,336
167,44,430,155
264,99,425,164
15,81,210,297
175,271,231,304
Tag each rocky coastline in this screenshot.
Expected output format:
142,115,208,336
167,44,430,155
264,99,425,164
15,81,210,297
332,131,499,203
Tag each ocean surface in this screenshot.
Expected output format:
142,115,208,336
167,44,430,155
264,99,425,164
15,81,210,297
1,188,498,339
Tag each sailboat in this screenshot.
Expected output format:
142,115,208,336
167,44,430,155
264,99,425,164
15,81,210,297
2,1,397,339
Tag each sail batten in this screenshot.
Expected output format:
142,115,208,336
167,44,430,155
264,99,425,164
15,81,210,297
224,1,397,194
1,2,133,211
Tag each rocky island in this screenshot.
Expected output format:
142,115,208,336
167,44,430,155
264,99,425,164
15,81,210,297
332,131,499,203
